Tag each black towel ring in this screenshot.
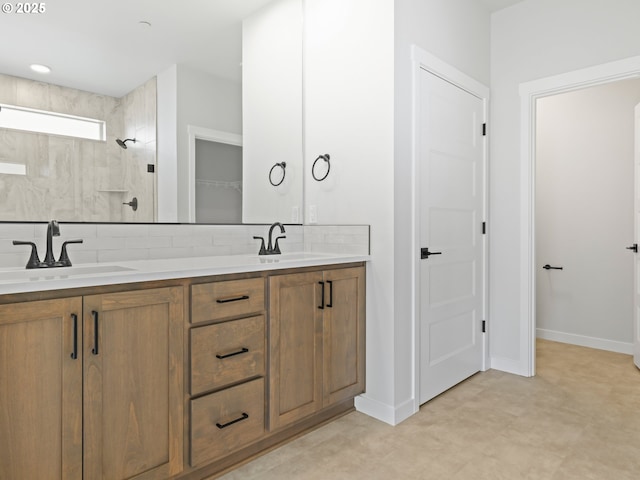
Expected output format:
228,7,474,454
269,161,286,186
312,154,330,182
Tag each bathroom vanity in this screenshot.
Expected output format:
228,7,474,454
0,253,366,480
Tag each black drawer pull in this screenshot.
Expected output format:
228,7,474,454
326,280,333,308
70,313,78,360
216,295,250,304
91,310,99,355
216,347,249,359
216,412,249,429
318,281,325,309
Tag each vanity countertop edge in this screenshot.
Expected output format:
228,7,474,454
0,252,371,295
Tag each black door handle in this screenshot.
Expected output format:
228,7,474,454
421,248,442,259
542,264,563,270
626,244,638,253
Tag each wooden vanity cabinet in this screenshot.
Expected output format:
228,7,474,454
188,277,267,467
0,297,83,480
269,266,365,430
83,287,184,480
0,287,184,480
0,262,365,480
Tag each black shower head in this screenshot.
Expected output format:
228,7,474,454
116,138,136,149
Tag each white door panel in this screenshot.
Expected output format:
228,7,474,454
418,69,485,404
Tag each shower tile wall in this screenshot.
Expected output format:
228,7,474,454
0,74,156,222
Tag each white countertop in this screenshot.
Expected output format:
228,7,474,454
0,252,370,295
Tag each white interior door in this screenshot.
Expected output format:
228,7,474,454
418,68,485,404
634,102,640,369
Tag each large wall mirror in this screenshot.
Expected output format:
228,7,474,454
0,0,303,224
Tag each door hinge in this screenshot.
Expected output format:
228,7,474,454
482,320,486,333
482,222,486,235
482,123,487,136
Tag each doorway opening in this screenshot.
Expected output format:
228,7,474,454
520,55,640,376
187,126,242,223
535,79,640,361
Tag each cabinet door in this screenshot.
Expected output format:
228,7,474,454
323,267,366,406
269,271,324,430
83,287,184,480
0,297,82,480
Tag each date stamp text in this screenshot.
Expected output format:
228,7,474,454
2,3,46,14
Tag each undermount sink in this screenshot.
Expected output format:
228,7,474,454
0,265,136,282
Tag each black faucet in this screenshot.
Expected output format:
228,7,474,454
13,220,83,269
253,222,286,255
44,220,60,266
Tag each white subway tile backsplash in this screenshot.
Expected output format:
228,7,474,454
0,224,36,239
148,247,192,260
97,224,149,237
125,236,171,249
0,252,26,268
0,223,368,270
98,248,149,263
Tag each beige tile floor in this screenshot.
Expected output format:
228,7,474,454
217,340,640,479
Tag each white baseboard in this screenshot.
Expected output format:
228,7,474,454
536,328,633,355
490,355,530,377
354,394,417,426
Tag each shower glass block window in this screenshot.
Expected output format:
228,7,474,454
0,104,106,141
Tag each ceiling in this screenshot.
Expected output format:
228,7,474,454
0,0,526,98
0,0,273,97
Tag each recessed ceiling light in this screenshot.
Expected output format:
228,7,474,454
30,64,51,74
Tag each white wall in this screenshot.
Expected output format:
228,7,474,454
176,65,242,221
302,0,395,422
242,0,303,224
305,0,490,425
490,0,640,372
536,79,640,351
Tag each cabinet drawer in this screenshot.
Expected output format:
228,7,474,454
191,278,265,324
191,315,265,395
190,378,265,466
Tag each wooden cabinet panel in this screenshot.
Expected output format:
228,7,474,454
191,315,265,395
83,287,184,480
323,266,366,406
0,297,82,480
191,278,265,324
269,271,324,430
269,266,366,430
190,378,265,466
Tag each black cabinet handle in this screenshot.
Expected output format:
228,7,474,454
91,310,99,355
542,264,563,270
216,412,249,429
318,281,325,309
70,314,78,360
626,244,638,253
216,295,250,304
326,280,333,308
216,347,249,359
